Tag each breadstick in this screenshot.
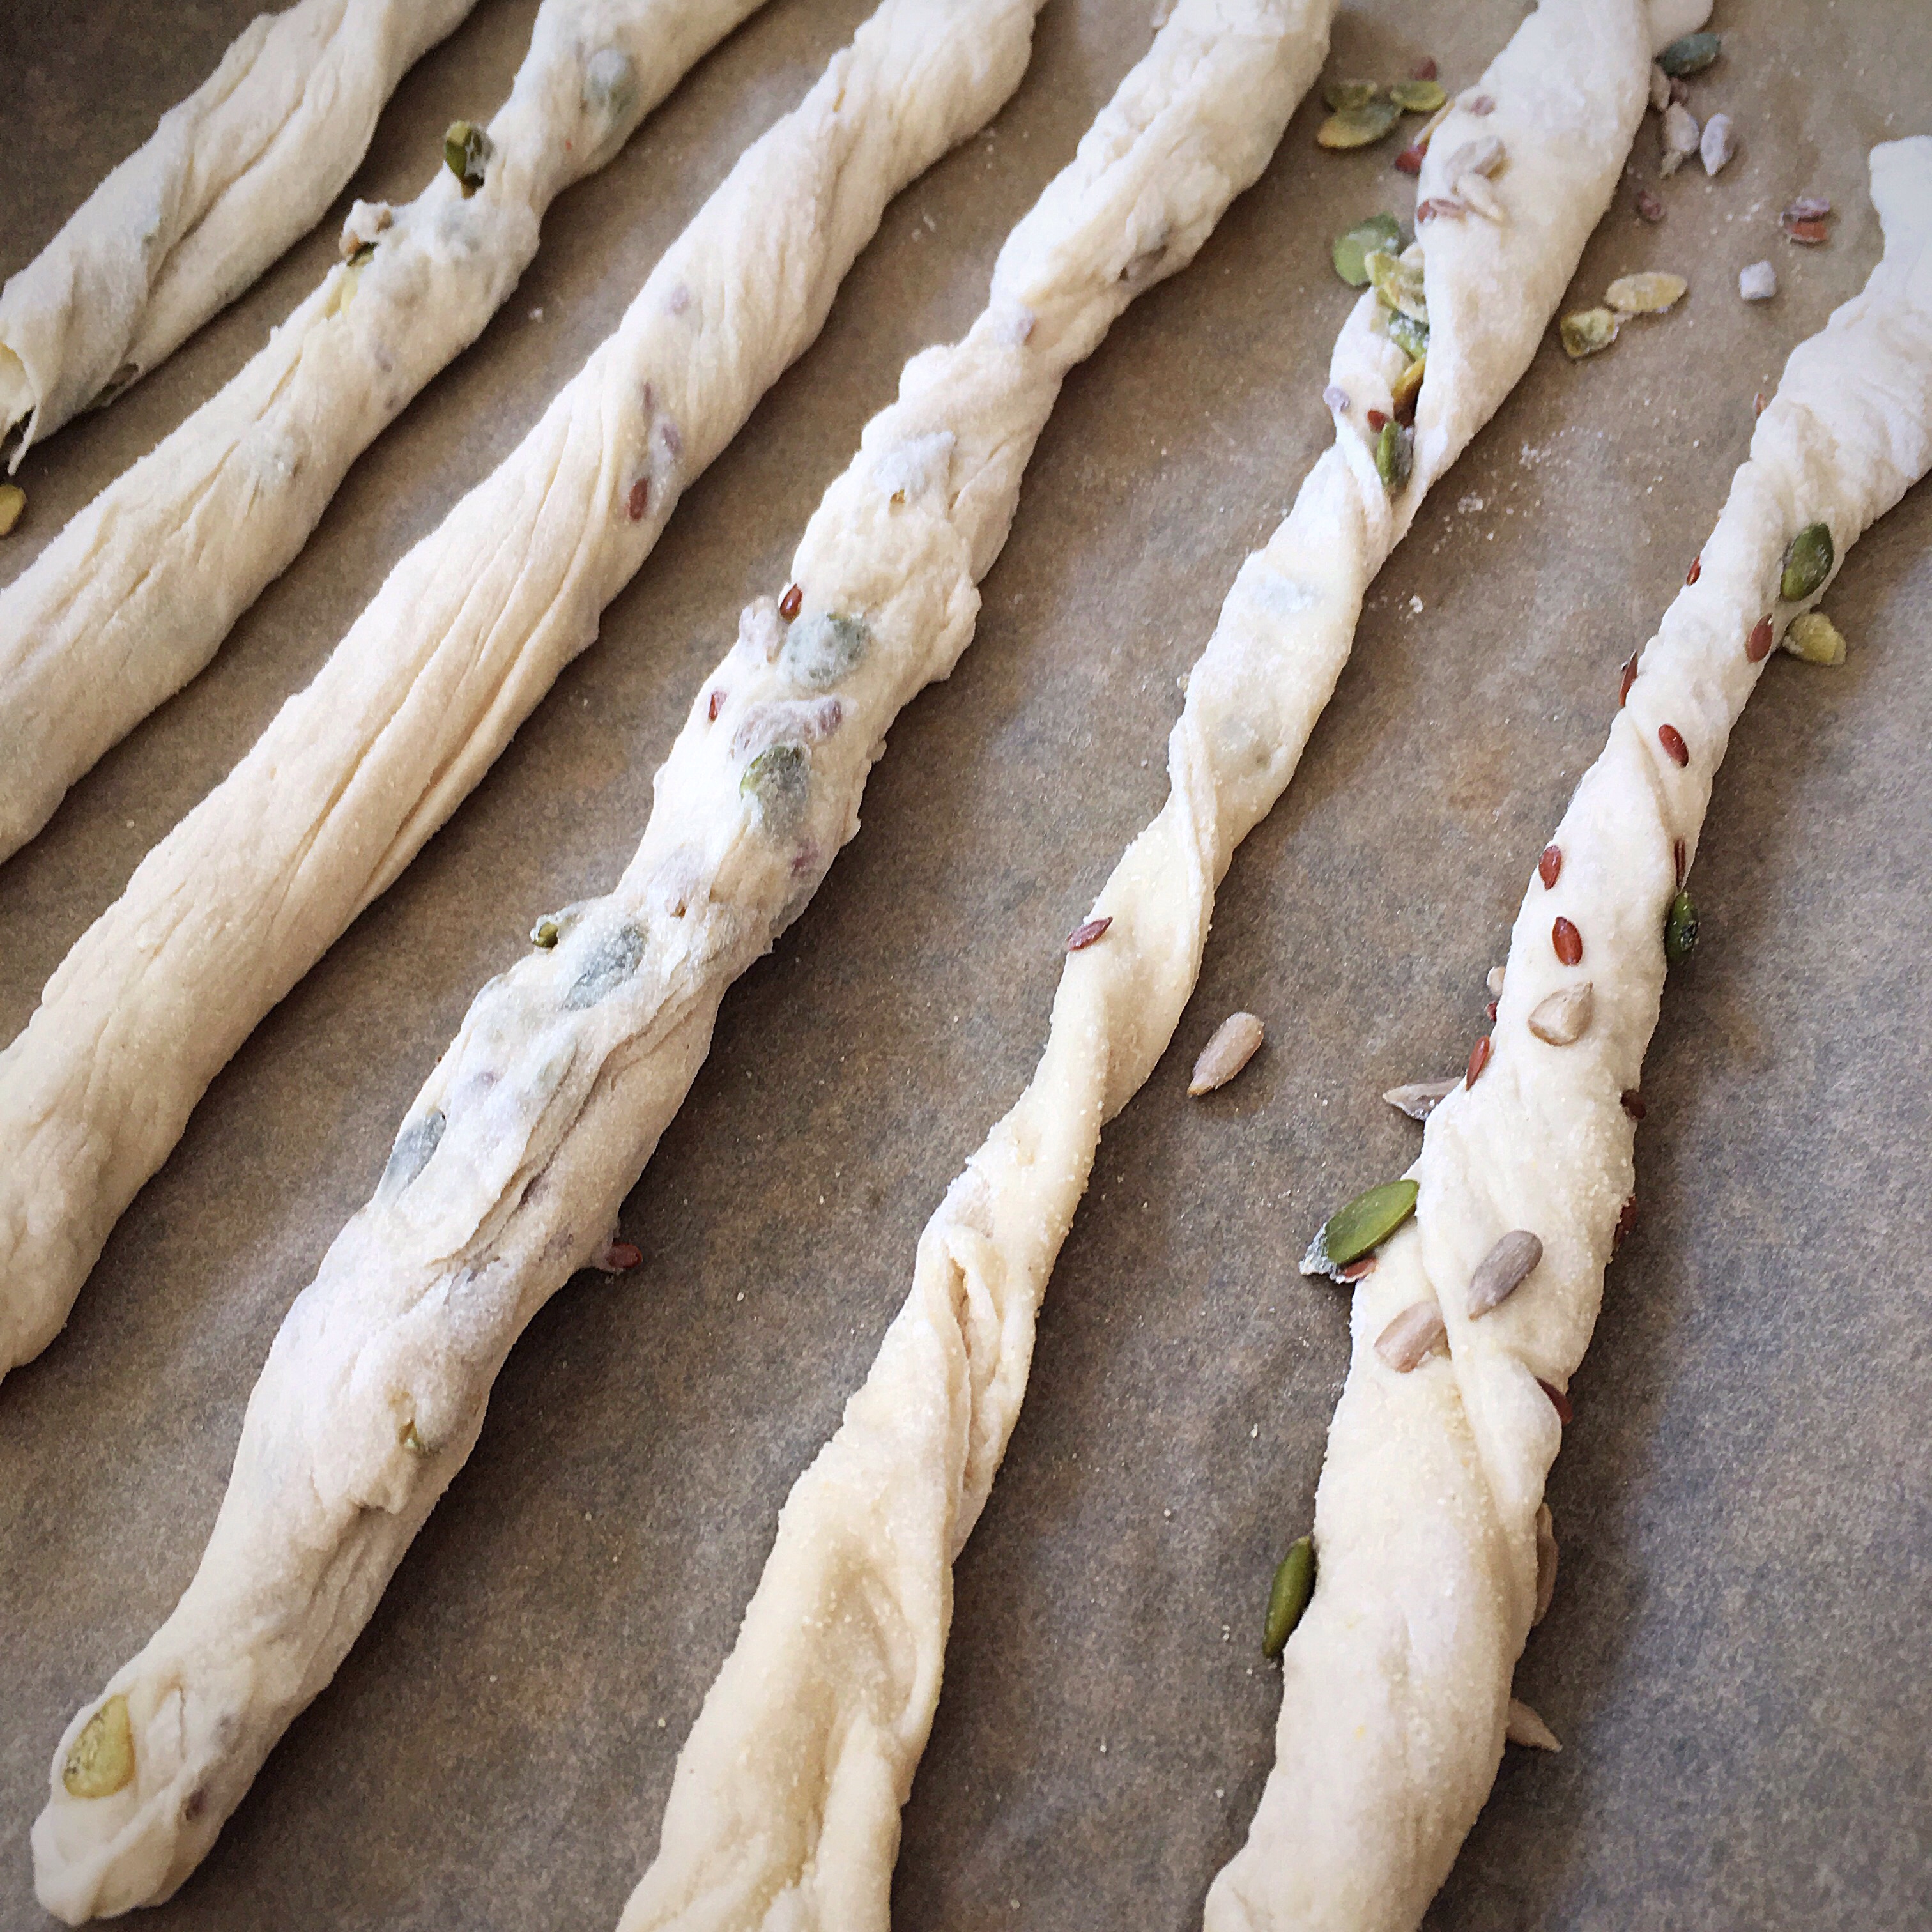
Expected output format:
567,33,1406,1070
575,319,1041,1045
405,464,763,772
0,0,770,863
0,0,479,460
1206,132,1932,1932
0,0,1035,1397
620,1,1707,1926
29,0,1321,1913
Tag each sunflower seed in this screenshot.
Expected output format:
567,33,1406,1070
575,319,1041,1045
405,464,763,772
1506,1698,1562,1751
1376,1301,1448,1372
1700,112,1735,174
1189,1011,1265,1094
1560,308,1620,358
1660,102,1699,175
1486,965,1506,998
1534,1504,1559,1625
1468,1229,1544,1317
1606,271,1687,314
1528,983,1593,1046
1383,1077,1459,1121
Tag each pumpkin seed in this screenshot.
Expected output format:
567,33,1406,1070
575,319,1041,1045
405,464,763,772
1365,248,1427,321
1700,112,1736,175
1506,1698,1562,1751
1332,212,1404,287
1374,1301,1446,1372
1782,610,1846,665
1528,983,1593,1046
783,611,868,689
1664,887,1699,964
1386,307,1429,360
63,1694,135,1800
1318,98,1402,150
1303,1177,1419,1276
1659,102,1699,176
1467,1230,1544,1318
1560,308,1620,359
0,482,22,537
378,1109,446,1202
399,1420,427,1453
741,742,811,834
1533,1504,1558,1625
1389,79,1446,113
1780,521,1834,601
1383,1077,1458,1120
443,120,492,197
1606,271,1687,315
1322,77,1381,112
1657,31,1719,77
1262,1535,1315,1657
1391,355,1426,422
564,921,648,1010
1189,1011,1265,1094
1374,420,1413,492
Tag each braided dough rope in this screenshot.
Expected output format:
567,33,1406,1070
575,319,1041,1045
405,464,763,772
0,0,479,462
30,0,1323,1915
1206,136,1932,1932
623,1,1710,1925
0,0,772,864
0,0,1032,1397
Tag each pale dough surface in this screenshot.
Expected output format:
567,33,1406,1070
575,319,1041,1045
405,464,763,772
0,0,477,461
620,3,1710,1930
0,0,769,864
1208,133,1932,1932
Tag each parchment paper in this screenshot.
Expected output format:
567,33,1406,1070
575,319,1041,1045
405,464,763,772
2,0,1928,1926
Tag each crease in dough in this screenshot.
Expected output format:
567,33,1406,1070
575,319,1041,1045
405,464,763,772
0,0,776,864
0,0,1032,1376
0,0,479,462
1209,133,1932,1932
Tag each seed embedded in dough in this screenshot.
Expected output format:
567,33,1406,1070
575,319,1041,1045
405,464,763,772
1658,721,1690,767
1485,964,1506,998
1528,983,1593,1046
1466,1036,1491,1087
1538,843,1561,889
779,582,803,620
1551,917,1583,967
1468,1229,1544,1316
1065,916,1112,953
1746,614,1775,661
1188,1011,1264,1095
1533,1505,1559,1625
63,1694,135,1799
0,482,24,537
1506,1697,1561,1751
1383,1077,1458,1121
1374,1300,1446,1372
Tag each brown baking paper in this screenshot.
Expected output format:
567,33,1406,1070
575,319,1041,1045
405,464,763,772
3,0,1929,1925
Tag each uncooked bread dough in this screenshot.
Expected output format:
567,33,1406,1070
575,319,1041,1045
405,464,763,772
618,2,1709,1929
0,0,770,864
0,0,477,461
1207,131,1932,1932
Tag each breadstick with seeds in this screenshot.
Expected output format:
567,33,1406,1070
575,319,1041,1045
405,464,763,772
0,0,774,862
0,0,1036,1398
1208,131,1932,1932
0,0,479,460
624,1,1711,1926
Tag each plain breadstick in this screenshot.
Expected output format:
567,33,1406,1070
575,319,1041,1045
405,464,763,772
0,0,770,864
29,0,1315,1913
624,2,1707,1928
1207,133,1932,1932
0,0,478,461
0,0,1034,1398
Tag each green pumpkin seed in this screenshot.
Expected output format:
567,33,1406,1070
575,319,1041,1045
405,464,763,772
1391,354,1426,420
0,482,23,537
1385,307,1429,360
1606,271,1687,315
1322,78,1381,112
1318,99,1403,150
1389,78,1446,113
399,1420,427,1454
564,921,648,1010
1332,213,1404,288
63,1694,135,1800
1560,307,1620,359
1374,420,1413,493
1304,1177,1419,1276
378,1109,446,1202
1779,521,1834,602
1664,887,1699,965
1364,248,1427,321
1657,31,1719,77
741,742,811,834
531,916,562,949
1263,1535,1315,1658
1782,610,1846,665
783,612,868,689
443,119,492,197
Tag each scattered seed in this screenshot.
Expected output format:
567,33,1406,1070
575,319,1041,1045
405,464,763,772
0,482,23,537
1738,259,1777,301
1538,1377,1573,1423
1648,62,1671,112
1664,887,1699,963
1746,615,1774,661
1528,983,1593,1046
1466,1035,1492,1087
1468,1230,1544,1318
1686,555,1701,585
1332,212,1404,287
627,477,649,521
1319,99,1402,148
1374,420,1414,492
1376,1301,1448,1372
1487,964,1506,997
1485,999,1499,1023
1413,57,1438,81
1394,141,1426,176
1189,1011,1265,1094
1390,78,1446,113
1658,30,1719,77
1659,102,1699,176
1618,651,1639,705
1506,1698,1563,1751
1607,271,1687,315
1066,916,1112,952
1322,381,1349,414
1534,1504,1559,1624
1303,1178,1420,1276
1786,194,1832,222
1383,1077,1459,1120
594,1239,643,1271
1621,1088,1646,1119
443,119,492,196
1560,307,1620,358
779,582,802,620
1699,112,1735,175
1784,610,1846,664
1657,722,1690,767
1785,217,1830,245
1780,521,1834,601
1754,388,1768,415
1614,1195,1639,1249
1551,917,1583,967
1322,77,1381,112
1262,1537,1315,1657
63,1695,135,1800
1636,188,1665,223
1391,356,1426,423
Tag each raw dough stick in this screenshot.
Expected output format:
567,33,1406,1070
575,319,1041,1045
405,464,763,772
1208,134,1932,1932
0,0,1034,1402
0,0,479,461
0,0,772,864
32,0,1322,1915
624,1,1708,1926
